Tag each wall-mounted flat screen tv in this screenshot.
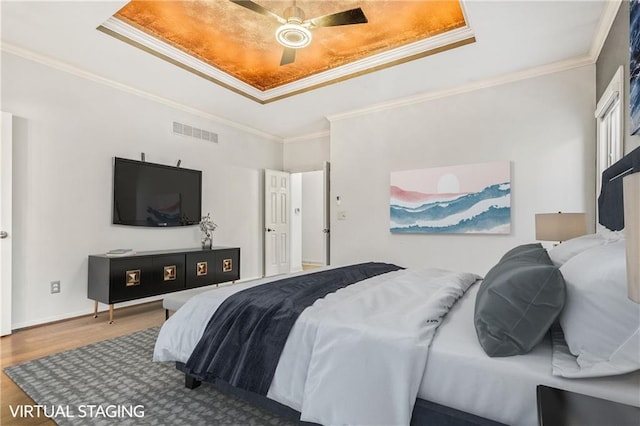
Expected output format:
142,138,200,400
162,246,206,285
112,157,202,227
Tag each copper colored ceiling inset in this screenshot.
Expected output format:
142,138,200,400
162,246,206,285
103,1,472,101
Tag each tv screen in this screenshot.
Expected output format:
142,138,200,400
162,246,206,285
112,157,202,227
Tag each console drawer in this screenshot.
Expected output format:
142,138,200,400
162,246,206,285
185,251,217,289
108,257,154,303
214,248,240,283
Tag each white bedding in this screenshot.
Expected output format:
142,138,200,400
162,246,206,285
422,284,640,426
154,266,478,425
154,267,640,426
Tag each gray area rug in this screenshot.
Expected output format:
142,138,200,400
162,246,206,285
4,327,296,425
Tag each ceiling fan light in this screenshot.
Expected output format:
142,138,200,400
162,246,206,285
275,23,312,49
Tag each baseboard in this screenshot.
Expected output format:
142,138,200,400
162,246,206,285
11,295,166,331
11,275,265,331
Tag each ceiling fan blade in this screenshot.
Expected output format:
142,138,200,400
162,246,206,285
307,7,368,28
280,47,296,66
229,0,286,24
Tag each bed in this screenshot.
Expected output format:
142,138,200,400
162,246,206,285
153,147,640,426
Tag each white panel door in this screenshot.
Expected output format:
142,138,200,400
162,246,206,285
1,112,13,336
264,170,291,277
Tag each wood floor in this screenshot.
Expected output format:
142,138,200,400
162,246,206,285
0,302,165,425
301,263,322,271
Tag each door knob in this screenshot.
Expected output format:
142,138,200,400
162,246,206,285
0,231,7,239
266,228,275,232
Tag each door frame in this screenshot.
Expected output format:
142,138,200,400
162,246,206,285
322,161,331,266
1,112,13,336
289,164,331,270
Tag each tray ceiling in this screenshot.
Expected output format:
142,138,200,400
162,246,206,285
99,0,474,103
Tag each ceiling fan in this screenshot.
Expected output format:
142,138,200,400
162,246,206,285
230,0,368,66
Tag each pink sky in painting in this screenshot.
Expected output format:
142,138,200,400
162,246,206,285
390,186,464,204
390,161,510,195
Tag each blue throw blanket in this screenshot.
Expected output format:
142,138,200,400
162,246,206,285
184,262,403,395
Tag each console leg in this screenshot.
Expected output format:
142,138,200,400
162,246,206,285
93,300,99,318
165,309,169,320
108,304,114,324
185,374,201,389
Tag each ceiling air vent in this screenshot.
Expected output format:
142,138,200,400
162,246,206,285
172,121,219,143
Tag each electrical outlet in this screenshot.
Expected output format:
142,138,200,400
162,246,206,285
50,280,60,294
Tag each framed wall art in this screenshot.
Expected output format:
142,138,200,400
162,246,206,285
390,161,511,234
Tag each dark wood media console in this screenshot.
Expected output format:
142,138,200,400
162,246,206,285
88,247,240,323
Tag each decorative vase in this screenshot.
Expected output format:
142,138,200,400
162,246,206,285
199,213,217,250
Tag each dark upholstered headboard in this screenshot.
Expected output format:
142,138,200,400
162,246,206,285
598,146,640,231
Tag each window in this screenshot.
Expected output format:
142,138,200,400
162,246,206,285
595,66,624,195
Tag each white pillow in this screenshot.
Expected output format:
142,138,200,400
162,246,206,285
548,231,624,267
597,227,625,241
552,240,640,378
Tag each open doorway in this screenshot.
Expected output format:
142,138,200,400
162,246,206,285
290,166,329,272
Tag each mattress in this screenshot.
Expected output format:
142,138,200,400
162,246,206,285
421,283,640,426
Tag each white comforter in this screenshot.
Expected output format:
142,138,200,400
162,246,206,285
154,267,479,425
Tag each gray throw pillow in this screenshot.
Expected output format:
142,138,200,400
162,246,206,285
474,246,566,357
499,243,544,261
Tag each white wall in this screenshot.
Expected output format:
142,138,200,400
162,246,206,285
329,65,596,276
1,53,600,328
301,171,324,265
3,52,283,328
283,136,329,173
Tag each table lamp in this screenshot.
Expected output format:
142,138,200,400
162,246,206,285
535,212,587,244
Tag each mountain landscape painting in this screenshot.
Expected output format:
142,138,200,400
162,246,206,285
390,161,511,234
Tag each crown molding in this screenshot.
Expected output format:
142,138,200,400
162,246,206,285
588,0,622,62
100,17,475,104
265,27,475,100
327,55,595,123
1,0,616,145
328,0,617,124
0,42,284,143
97,19,265,103
282,130,330,144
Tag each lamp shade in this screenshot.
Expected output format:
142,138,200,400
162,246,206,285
535,212,587,242
623,172,640,303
